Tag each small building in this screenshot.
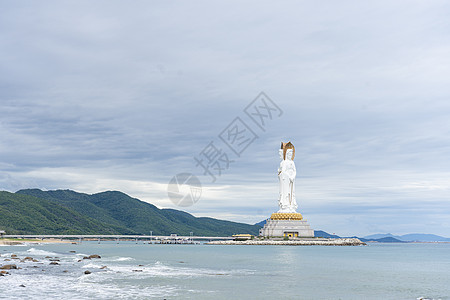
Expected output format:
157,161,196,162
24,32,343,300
0,230,5,238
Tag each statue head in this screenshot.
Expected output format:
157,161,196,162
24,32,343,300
286,149,293,161
281,141,295,160
279,149,284,160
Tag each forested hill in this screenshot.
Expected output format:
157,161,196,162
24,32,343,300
0,189,260,236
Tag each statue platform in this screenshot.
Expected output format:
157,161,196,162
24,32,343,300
259,213,314,238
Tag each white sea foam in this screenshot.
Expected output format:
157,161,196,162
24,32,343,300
103,256,134,262
102,261,240,279
26,248,59,256
82,263,101,268
0,271,180,299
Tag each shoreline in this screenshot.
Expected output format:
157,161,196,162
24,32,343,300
0,238,72,245
206,238,366,246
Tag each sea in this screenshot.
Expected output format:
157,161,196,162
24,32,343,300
0,241,449,300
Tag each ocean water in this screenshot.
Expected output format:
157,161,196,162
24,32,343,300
1,242,449,299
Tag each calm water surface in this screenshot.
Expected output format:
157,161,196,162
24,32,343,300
0,242,449,299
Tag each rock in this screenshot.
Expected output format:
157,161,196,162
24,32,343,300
100,266,107,269
132,269,143,272
19,284,26,288
88,254,101,259
32,259,39,262
10,254,17,258
0,264,17,270
82,256,90,260
77,260,82,262
49,259,60,262
0,273,3,276
69,251,76,253
0,271,9,274
84,270,91,275
138,264,144,266
49,262,59,265
45,256,52,259
3,259,10,261
24,257,33,261
63,270,68,273
71,242,77,244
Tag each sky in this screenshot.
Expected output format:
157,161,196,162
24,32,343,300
1,1,450,237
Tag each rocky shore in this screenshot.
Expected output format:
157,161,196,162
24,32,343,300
206,238,366,246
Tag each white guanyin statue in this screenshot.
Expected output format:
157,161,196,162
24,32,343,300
277,142,298,213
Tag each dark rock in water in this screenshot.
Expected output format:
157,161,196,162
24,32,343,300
49,262,59,265
0,264,17,270
45,256,52,258
71,242,77,244
63,270,68,273
19,284,26,288
0,273,3,276
100,266,107,269
10,254,17,258
32,259,39,262
82,256,90,260
132,269,143,272
69,251,76,253
49,259,60,262
3,259,10,261
0,271,10,274
88,254,101,259
138,264,144,266
24,257,34,261
84,270,91,275
77,260,82,262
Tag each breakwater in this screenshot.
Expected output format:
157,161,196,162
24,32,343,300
206,238,366,246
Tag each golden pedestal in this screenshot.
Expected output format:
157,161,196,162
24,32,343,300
270,212,303,220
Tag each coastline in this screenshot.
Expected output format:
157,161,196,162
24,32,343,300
0,238,72,246
206,238,366,246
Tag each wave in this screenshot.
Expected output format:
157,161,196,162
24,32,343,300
102,261,250,278
26,248,59,256
104,256,134,262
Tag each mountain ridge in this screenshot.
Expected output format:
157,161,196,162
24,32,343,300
1,189,261,236
364,233,450,242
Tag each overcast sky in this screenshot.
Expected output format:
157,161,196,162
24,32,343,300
1,1,450,236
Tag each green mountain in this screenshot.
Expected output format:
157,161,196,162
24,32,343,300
0,191,122,235
3,189,260,236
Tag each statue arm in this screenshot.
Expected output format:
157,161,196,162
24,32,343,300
287,163,296,182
